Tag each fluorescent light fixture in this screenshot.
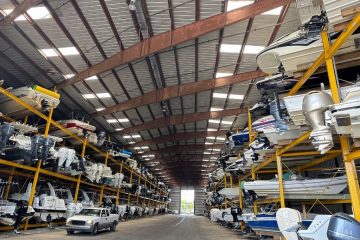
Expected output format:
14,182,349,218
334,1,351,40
141,146,149,149
221,120,233,125
83,94,96,99
206,136,216,139
216,137,226,141
128,141,135,144
263,6,283,15
216,72,232,78
209,119,221,124
205,142,214,145
41,47,79,57
229,94,244,100
227,1,253,11
115,128,124,131
64,74,74,79
137,151,144,154
133,147,142,149
210,107,223,111
131,134,141,138
145,158,151,161
204,152,212,155
203,159,210,162
96,93,111,98
118,118,129,123
207,128,217,132
227,1,282,15
4,7,51,21
85,76,98,80
123,135,132,139
106,119,117,123
220,44,264,54
213,92,244,100
212,149,221,152
213,93,227,99
201,170,206,172
96,108,105,111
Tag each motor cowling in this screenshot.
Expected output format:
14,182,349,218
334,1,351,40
327,213,360,240
303,89,334,153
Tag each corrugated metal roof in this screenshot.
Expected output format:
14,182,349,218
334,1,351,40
0,0,304,184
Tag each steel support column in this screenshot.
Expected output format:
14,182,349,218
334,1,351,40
276,149,285,208
322,30,360,220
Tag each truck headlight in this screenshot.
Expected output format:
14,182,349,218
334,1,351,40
66,219,71,224
86,220,93,225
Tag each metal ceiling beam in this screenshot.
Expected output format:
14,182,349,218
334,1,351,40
116,108,247,134
54,0,290,89
123,130,228,147
92,70,264,117
0,0,41,31
137,144,223,155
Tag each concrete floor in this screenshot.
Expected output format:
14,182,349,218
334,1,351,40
1,215,251,240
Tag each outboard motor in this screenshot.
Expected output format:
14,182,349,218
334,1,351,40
41,137,54,163
0,123,14,152
303,86,334,153
270,98,288,131
30,135,42,162
327,213,360,240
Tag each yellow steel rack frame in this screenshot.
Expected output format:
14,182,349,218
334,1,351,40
0,85,168,231
236,13,360,220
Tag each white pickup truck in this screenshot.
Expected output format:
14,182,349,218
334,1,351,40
66,207,119,235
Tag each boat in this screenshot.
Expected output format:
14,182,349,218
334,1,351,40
0,200,35,226
226,131,249,151
32,182,67,222
218,188,240,200
50,119,99,145
277,208,332,240
63,189,95,218
246,212,313,233
243,174,348,197
263,124,310,145
56,147,86,175
256,7,360,76
252,115,276,132
0,85,60,119
329,85,360,146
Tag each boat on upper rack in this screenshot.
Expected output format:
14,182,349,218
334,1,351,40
0,85,60,119
243,174,348,197
49,119,104,146
256,0,360,76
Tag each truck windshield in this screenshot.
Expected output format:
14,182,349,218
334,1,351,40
78,209,101,216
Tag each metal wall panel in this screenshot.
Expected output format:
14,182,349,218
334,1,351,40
194,186,206,216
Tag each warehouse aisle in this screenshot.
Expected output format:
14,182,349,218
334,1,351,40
2,215,249,240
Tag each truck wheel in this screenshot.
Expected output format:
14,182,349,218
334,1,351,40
110,221,117,232
67,230,74,235
91,224,98,235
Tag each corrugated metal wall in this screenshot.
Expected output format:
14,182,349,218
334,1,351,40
194,187,206,216
168,186,181,213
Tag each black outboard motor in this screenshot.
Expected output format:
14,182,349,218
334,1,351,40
0,124,14,152
327,213,360,240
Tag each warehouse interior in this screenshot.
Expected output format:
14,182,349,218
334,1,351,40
0,0,359,239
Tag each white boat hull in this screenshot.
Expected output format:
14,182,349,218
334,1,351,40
0,86,59,119
244,176,347,197
263,125,310,145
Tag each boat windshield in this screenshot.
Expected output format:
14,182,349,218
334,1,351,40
78,209,101,216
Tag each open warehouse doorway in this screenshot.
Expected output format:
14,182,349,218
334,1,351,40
180,189,194,215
